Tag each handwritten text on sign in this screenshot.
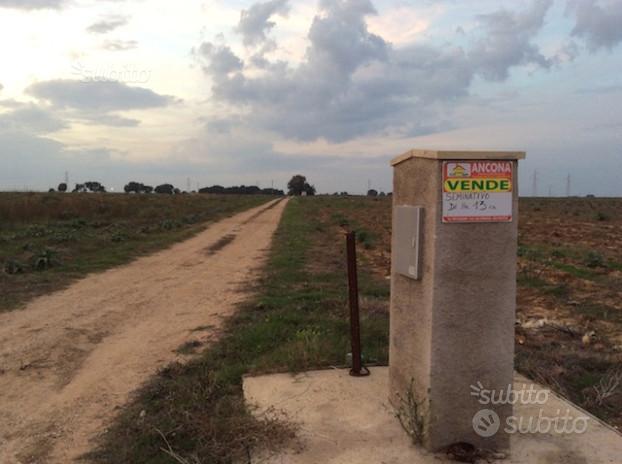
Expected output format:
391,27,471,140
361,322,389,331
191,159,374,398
442,161,513,223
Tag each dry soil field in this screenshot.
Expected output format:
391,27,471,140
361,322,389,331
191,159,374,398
312,196,622,429
1,194,620,463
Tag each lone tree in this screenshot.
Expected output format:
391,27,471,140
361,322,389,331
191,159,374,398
367,189,378,197
124,181,154,194
155,184,176,195
58,183,68,192
287,175,316,196
73,181,106,193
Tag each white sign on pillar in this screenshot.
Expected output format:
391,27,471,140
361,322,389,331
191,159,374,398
442,161,513,223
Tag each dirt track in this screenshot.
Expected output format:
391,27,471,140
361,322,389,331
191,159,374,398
0,198,288,464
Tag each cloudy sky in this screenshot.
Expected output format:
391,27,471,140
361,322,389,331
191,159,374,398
0,0,620,195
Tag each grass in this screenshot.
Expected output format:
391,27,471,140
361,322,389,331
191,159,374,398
0,192,273,312
91,197,390,464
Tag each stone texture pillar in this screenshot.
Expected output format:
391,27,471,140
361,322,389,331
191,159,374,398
388,149,525,452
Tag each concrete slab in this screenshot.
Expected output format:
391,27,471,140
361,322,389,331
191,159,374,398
243,367,622,464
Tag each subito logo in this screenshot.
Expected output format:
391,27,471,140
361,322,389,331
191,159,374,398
472,409,500,437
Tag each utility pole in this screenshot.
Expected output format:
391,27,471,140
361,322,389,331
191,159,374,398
548,185,553,197
566,174,571,197
187,177,191,192
532,170,538,197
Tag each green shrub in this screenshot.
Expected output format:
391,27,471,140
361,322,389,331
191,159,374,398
4,260,24,275
584,251,606,268
32,249,59,271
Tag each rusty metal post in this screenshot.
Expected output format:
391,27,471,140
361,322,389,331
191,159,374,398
346,231,369,377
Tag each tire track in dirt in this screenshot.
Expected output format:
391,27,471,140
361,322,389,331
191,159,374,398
0,198,288,464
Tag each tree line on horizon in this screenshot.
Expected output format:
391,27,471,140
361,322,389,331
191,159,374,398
45,177,393,197
46,175,324,197
48,181,286,196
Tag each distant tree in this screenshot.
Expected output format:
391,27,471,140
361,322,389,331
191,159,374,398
48,188,55,193
340,191,348,196
58,183,68,193
288,175,316,196
303,183,316,196
367,189,378,197
88,181,106,193
199,185,284,196
199,185,225,194
261,188,285,196
379,191,386,197
173,188,181,195
155,184,175,195
287,175,307,195
74,181,106,193
124,182,138,193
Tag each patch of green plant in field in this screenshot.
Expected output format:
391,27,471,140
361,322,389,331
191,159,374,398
356,228,376,249
517,243,607,282
516,342,622,425
91,197,390,464
550,261,599,280
595,211,610,221
517,244,547,261
573,303,622,323
543,283,571,298
583,250,607,269
0,193,272,312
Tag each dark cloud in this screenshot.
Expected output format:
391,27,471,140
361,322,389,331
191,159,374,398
198,0,395,142
470,0,553,80
237,0,289,46
0,105,67,134
3,80,177,131
27,79,175,112
568,0,622,51
196,0,554,143
195,43,244,75
87,16,128,34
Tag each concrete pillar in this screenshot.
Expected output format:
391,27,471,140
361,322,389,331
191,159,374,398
388,149,525,452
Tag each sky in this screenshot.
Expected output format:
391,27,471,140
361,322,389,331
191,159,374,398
0,0,620,196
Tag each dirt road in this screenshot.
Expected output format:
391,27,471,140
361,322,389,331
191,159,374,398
0,198,288,464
